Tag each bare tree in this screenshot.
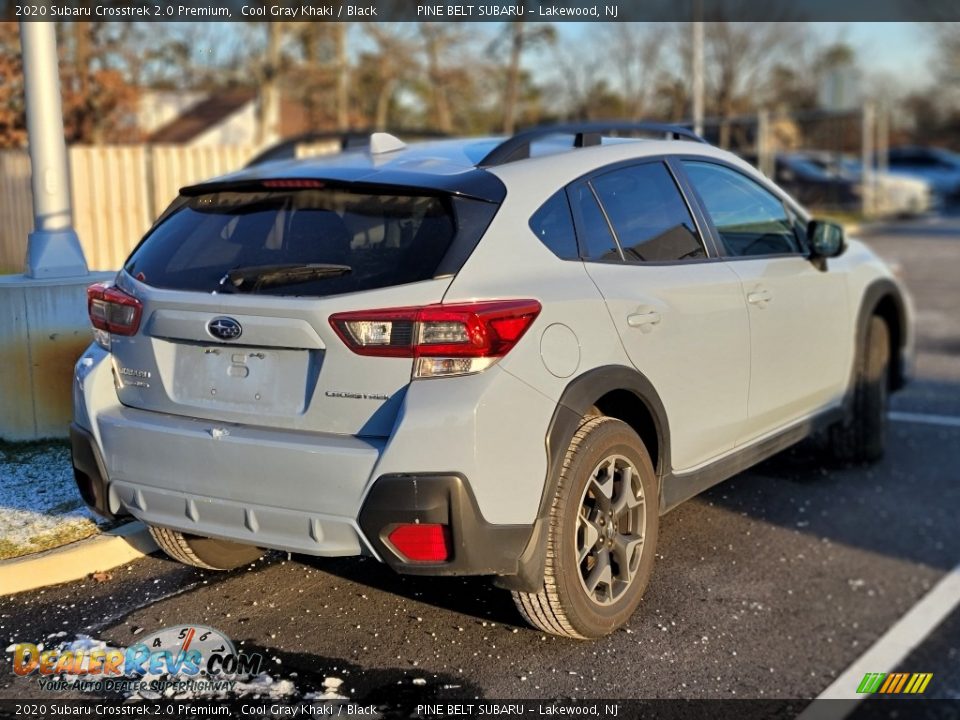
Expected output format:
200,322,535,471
932,22,960,108
494,21,555,133
255,21,283,145
333,23,350,129
363,25,418,130
544,39,608,121
606,23,664,120
694,22,808,145
707,23,805,114
419,23,456,133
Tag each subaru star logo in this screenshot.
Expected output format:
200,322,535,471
207,317,242,341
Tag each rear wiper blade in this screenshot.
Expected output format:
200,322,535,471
218,263,351,293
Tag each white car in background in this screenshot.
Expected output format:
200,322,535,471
805,152,934,217
884,146,960,201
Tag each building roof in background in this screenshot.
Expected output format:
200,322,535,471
147,89,256,143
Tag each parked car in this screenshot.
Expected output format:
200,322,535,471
883,146,960,200
745,152,862,210
803,152,934,217
72,123,913,639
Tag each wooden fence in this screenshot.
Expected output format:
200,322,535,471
0,144,259,272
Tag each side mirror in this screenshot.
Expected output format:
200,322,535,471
808,219,846,259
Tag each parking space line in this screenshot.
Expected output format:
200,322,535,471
797,562,960,718
889,411,960,429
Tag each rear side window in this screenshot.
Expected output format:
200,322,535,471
529,190,578,260
125,187,491,296
589,162,705,263
570,183,621,262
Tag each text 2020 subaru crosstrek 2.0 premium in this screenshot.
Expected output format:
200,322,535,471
72,124,913,638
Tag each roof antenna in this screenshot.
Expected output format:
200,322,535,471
369,132,407,155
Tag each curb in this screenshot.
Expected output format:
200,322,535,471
0,521,157,596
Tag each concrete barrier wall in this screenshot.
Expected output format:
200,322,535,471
0,272,113,441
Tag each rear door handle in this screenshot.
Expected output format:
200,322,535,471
747,289,772,307
627,310,662,331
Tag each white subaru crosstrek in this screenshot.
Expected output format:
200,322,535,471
72,124,913,639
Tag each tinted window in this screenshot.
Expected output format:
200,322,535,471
529,190,578,260
125,188,480,296
590,162,704,262
571,183,621,262
682,161,802,257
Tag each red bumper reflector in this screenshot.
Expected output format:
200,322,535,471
386,523,452,562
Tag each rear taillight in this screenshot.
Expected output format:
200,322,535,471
387,523,452,563
329,299,541,378
87,283,143,349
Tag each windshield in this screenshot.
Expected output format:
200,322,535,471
124,187,466,297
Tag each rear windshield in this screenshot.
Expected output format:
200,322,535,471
124,187,492,297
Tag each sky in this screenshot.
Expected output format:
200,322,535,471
826,23,930,83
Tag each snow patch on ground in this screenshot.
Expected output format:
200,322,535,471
303,676,349,701
0,443,108,558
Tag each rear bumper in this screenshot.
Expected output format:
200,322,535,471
71,410,535,573
70,423,121,520
72,352,551,576
358,474,533,576
86,404,382,557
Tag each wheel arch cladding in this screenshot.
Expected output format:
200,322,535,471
495,364,670,593
547,366,669,482
857,279,909,393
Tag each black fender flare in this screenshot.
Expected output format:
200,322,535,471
494,365,671,593
849,278,910,401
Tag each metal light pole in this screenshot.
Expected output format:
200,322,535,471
877,103,889,178
692,2,704,137
757,109,773,178
861,102,875,219
19,20,88,278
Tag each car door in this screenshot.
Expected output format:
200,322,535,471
572,159,751,472
679,160,851,444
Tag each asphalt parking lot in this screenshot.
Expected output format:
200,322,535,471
2,213,958,705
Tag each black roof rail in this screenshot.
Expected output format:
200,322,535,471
477,121,707,167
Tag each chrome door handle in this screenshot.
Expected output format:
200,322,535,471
747,289,772,306
627,310,662,329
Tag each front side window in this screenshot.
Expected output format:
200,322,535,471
682,161,802,257
589,162,705,263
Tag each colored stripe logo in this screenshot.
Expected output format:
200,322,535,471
857,672,933,694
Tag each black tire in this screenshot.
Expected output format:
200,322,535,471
512,416,659,639
149,525,265,570
829,315,890,463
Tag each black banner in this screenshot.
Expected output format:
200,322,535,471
0,699,959,720
3,0,960,22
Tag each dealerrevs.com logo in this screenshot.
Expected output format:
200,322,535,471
9,625,263,695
